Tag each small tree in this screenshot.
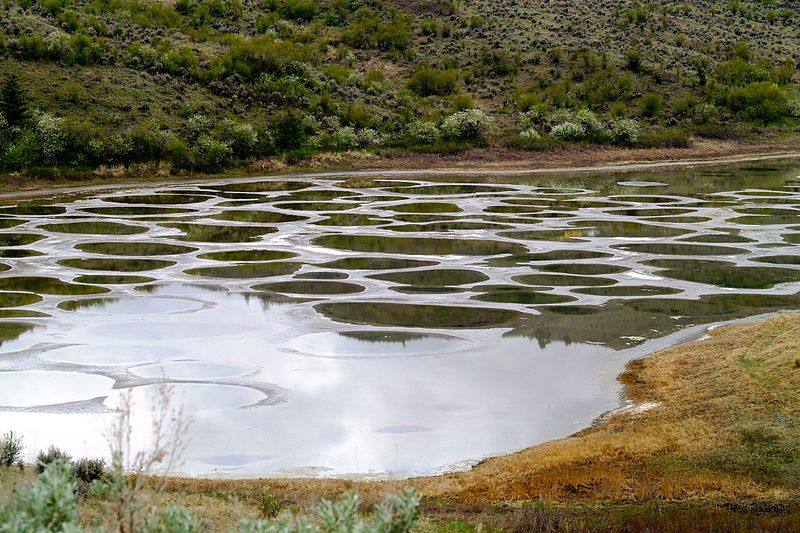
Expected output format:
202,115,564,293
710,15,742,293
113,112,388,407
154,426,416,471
0,75,30,129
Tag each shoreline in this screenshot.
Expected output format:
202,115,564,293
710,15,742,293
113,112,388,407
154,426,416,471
1,146,799,201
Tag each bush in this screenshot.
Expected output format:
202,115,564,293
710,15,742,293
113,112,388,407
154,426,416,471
36,446,71,474
73,457,107,486
194,136,232,170
407,121,440,144
609,118,642,144
407,67,458,96
440,109,491,141
638,129,691,148
0,431,23,468
550,121,586,141
639,92,664,117
722,81,788,123
341,8,413,52
787,98,800,118
279,0,317,21
329,126,359,150
34,112,66,164
574,109,603,134
161,47,199,77
0,74,30,128
142,505,204,533
519,128,541,141
218,120,258,158
272,108,308,150
239,489,420,533
0,461,78,531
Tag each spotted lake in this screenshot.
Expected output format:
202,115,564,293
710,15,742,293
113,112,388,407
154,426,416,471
0,161,799,478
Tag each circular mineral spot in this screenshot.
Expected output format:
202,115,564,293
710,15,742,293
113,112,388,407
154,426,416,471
612,243,748,256
642,259,800,289
572,285,684,296
185,262,302,279
368,269,489,287
0,249,44,258
80,206,197,216
318,257,439,270
313,214,388,226
41,344,184,366
273,201,359,211
471,289,577,305
39,222,149,235
314,302,528,328
103,194,211,204
104,383,266,412
253,280,365,295
287,330,468,358
313,235,526,256
73,275,156,285
75,242,198,256
197,249,297,262
58,297,199,314
163,223,276,242
130,360,252,380
0,292,42,308
0,205,66,216
0,370,114,407
211,210,309,224
538,263,630,275
57,258,176,272
513,273,617,287
212,180,310,192
294,271,348,280
0,276,109,295
0,233,46,246
386,202,462,213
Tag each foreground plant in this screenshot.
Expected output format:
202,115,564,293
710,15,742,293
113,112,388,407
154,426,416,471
240,489,421,533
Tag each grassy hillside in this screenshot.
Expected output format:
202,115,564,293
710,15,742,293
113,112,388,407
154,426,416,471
0,0,799,174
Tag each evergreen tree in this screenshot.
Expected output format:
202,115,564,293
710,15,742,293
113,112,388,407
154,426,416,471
0,74,29,129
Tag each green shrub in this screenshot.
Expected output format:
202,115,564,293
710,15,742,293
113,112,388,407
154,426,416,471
142,505,204,533
0,461,79,531
341,8,413,52
639,92,664,117
239,489,420,533
0,74,30,128
35,446,72,474
609,118,641,144
406,120,440,144
73,457,107,486
194,135,232,170
407,67,458,96
519,128,541,141
33,112,66,164
722,81,788,123
450,93,474,111
0,431,23,468
440,109,491,141
787,98,800,117
280,0,317,21
219,120,258,158
272,108,308,150
161,47,199,76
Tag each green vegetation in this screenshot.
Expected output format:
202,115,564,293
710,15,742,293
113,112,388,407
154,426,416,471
0,0,797,177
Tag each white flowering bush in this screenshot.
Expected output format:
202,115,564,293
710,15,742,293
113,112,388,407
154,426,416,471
44,31,71,60
519,128,541,141
550,121,586,141
357,128,385,148
441,109,491,141
407,120,440,144
789,99,800,118
219,120,259,158
330,126,359,150
186,114,212,140
521,107,544,128
574,109,603,134
610,118,642,144
34,112,66,163
196,135,232,170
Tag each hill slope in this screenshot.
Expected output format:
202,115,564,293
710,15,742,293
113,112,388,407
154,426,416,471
0,0,798,175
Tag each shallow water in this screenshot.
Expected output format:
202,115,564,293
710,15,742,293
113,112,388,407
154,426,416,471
0,161,799,478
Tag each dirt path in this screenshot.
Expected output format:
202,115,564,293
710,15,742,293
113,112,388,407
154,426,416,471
2,150,799,201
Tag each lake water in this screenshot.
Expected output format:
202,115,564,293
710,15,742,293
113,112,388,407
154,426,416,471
0,161,799,478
